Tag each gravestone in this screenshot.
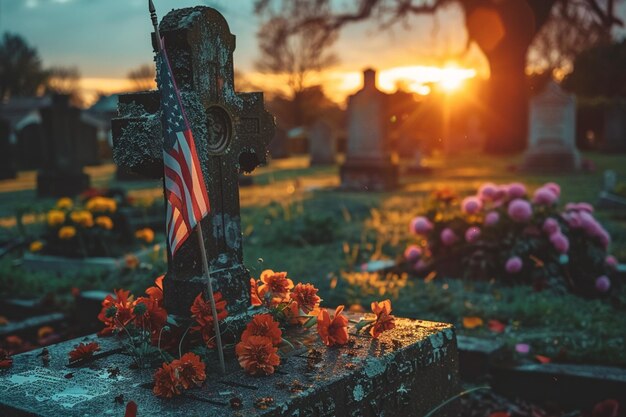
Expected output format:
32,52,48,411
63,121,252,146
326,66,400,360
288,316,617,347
0,8,459,417
601,100,626,152
0,118,17,179
111,6,275,317
268,127,290,159
309,120,336,165
341,68,398,190
521,81,581,173
37,94,91,197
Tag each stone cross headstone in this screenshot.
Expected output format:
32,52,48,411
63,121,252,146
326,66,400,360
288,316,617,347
309,120,336,165
112,7,275,317
522,81,580,172
340,68,398,190
37,94,91,197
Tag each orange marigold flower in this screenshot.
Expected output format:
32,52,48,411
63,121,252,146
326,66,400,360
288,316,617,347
134,296,167,331
145,275,164,304
241,314,282,346
153,362,181,398
58,225,76,239
317,306,349,347
257,270,293,299
124,254,139,269
95,215,114,230
250,278,262,307
69,342,100,362
0,349,13,369
135,227,155,243
370,299,396,338
190,292,228,326
171,353,206,389
97,289,136,336
235,335,280,376
291,283,321,314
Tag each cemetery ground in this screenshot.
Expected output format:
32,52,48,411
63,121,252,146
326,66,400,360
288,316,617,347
1,152,626,415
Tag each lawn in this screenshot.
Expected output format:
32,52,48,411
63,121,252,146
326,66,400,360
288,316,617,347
1,151,625,365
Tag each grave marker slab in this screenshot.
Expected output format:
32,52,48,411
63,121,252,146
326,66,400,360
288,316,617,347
521,81,581,172
341,69,398,190
111,6,275,317
309,120,336,165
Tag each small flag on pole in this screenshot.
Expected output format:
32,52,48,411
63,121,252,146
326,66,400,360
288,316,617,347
156,41,210,256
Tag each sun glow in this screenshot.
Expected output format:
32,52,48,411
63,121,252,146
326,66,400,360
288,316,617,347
378,64,476,94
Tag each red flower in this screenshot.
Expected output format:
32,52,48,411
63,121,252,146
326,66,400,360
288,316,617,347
258,270,293,299
0,349,12,368
241,314,282,346
235,335,280,376
97,289,136,336
153,362,181,398
291,283,321,314
124,401,137,417
488,319,506,334
69,342,100,362
145,275,164,304
370,300,396,338
250,278,262,307
134,296,167,331
171,353,206,389
190,292,228,326
317,306,349,347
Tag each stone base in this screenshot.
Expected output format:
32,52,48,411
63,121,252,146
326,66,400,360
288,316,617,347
0,314,459,417
340,158,399,191
520,143,581,173
36,170,90,198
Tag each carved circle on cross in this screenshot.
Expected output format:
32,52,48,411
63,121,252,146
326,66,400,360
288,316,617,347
205,104,233,154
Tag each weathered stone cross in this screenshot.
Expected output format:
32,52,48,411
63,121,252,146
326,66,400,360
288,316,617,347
112,6,275,317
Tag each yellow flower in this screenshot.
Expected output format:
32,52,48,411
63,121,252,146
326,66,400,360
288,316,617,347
95,216,114,230
58,226,77,240
86,197,117,213
56,197,73,210
47,210,66,227
70,210,94,228
29,240,44,252
135,228,155,243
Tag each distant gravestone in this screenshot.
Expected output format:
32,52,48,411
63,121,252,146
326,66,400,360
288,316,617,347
340,68,398,190
521,81,580,172
268,127,290,159
309,120,336,165
36,94,90,197
602,101,626,152
0,118,16,179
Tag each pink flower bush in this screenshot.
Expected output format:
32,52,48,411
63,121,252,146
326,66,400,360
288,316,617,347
606,255,618,268
484,211,500,227
508,199,533,222
440,228,458,246
465,227,481,243
542,218,560,235
549,232,570,254
544,182,561,197
532,187,558,206
478,183,498,201
404,245,422,263
595,276,611,293
410,216,433,235
505,256,523,273
461,196,482,215
507,183,527,199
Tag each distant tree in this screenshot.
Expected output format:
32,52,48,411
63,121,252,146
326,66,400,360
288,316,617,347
0,32,49,100
563,39,626,98
127,64,156,91
46,66,84,106
255,0,338,126
268,85,344,130
255,0,623,154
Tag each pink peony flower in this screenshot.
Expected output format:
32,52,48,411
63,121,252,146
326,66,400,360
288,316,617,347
564,202,578,212
507,183,527,199
461,196,483,215
484,211,500,227
597,229,611,249
564,211,582,228
550,232,570,254
440,228,458,246
508,199,533,222
605,255,618,268
478,183,498,200
410,216,433,235
413,259,430,273
574,202,594,213
465,226,481,243
542,218,560,235
532,187,558,206
543,182,561,197
505,256,523,273
404,245,422,263
595,275,611,293
515,343,531,354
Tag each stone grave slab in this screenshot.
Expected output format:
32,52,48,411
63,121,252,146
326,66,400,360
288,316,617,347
309,120,336,165
521,81,581,173
0,314,459,417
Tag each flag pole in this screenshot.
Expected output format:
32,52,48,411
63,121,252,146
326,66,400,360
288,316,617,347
149,0,226,374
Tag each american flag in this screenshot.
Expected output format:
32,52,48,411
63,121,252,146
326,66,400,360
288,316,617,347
157,43,210,256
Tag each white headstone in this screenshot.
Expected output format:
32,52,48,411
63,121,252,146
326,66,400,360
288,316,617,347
309,120,336,165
